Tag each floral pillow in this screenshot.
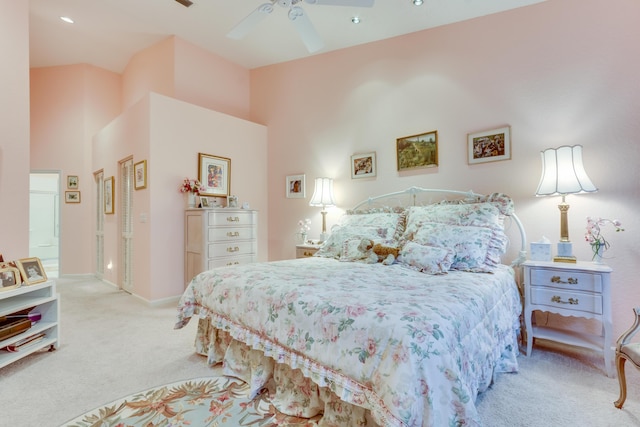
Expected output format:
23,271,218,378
315,211,405,259
397,241,454,274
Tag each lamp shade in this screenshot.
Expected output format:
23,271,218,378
535,145,598,196
309,177,336,207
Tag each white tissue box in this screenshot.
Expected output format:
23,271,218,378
530,242,552,262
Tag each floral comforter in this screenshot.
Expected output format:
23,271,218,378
175,257,521,427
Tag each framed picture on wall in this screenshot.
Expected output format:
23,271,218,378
104,176,114,214
134,160,147,190
285,174,305,198
65,191,81,203
67,175,79,189
396,130,438,171
198,153,231,197
351,152,376,179
16,257,47,285
467,126,511,164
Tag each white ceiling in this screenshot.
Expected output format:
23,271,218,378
29,0,547,73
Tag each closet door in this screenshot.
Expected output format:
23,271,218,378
120,158,133,293
94,171,104,279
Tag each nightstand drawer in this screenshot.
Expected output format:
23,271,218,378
529,268,602,293
296,247,318,258
530,287,603,315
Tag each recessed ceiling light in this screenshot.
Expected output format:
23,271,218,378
413,0,424,5
60,16,74,24
351,16,360,24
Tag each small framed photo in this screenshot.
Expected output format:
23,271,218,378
198,153,231,197
67,175,79,189
134,160,147,190
104,176,115,214
16,257,47,285
351,152,376,179
467,126,511,164
65,190,81,203
396,130,438,171
200,197,209,208
286,174,305,199
227,195,238,208
0,264,21,292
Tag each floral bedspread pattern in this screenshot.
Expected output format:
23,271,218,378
175,258,521,427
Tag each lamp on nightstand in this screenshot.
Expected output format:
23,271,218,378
309,177,336,243
535,145,597,263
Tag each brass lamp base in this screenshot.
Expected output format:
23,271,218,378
553,255,577,264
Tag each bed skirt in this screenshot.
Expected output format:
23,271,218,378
195,317,376,426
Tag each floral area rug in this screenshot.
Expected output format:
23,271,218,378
61,376,321,427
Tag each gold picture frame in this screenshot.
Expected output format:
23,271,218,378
198,153,231,197
0,264,21,292
134,160,147,190
467,126,511,164
396,130,438,171
104,176,115,214
16,257,47,285
67,175,79,189
65,190,81,203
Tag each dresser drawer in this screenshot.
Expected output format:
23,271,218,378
529,268,602,293
207,210,255,227
208,226,257,242
208,241,257,258
530,287,603,315
208,255,256,269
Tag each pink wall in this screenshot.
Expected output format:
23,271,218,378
0,1,30,259
251,0,640,337
30,65,121,274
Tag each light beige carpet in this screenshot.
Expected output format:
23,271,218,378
0,276,638,427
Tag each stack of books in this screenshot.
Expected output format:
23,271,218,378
0,307,41,351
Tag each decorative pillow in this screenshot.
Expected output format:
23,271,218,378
411,222,504,272
315,211,405,259
404,202,504,235
398,241,454,275
340,238,377,263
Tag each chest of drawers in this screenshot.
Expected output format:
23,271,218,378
523,260,613,376
184,208,257,286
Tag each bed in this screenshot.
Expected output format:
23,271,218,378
175,187,527,427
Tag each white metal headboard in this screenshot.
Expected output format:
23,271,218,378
351,186,527,266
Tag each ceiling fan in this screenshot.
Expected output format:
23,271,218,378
227,0,375,53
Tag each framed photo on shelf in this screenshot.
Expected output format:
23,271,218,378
467,126,511,164
200,197,209,208
198,153,231,197
396,130,438,171
104,176,114,214
67,175,79,189
351,152,376,179
134,160,147,190
16,257,47,285
286,174,305,199
0,264,21,291
65,191,81,203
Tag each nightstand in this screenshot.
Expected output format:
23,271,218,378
296,243,321,259
523,260,613,376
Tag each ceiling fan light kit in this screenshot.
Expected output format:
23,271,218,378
227,0,375,52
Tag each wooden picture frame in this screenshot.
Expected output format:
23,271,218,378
104,176,115,214
351,152,377,179
65,190,81,203
0,264,21,291
16,257,47,285
198,153,231,197
396,130,438,171
134,160,147,190
467,126,511,164
286,174,305,199
67,175,79,189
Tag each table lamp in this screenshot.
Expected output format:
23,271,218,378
309,177,336,242
535,145,597,263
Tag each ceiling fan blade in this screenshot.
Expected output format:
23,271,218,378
289,6,324,53
304,0,374,7
227,3,274,40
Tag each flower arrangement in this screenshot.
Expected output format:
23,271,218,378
584,217,624,260
180,178,204,194
298,218,311,234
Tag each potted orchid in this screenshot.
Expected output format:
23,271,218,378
584,216,624,262
180,178,204,208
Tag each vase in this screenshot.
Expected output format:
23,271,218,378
592,243,605,264
186,193,196,208
297,232,308,244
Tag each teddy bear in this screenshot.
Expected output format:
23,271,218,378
372,243,400,265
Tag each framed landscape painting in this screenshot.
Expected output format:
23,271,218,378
396,130,438,171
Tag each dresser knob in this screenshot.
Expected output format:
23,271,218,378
226,261,240,266
551,275,578,285
304,251,314,256
227,246,239,253
227,231,240,237
226,216,240,222
551,295,579,305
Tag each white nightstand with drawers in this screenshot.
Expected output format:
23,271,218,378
523,260,613,376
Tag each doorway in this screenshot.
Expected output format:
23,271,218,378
29,172,60,278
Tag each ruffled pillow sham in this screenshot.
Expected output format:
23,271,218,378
397,241,454,274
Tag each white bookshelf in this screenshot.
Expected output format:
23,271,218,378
0,280,59,369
